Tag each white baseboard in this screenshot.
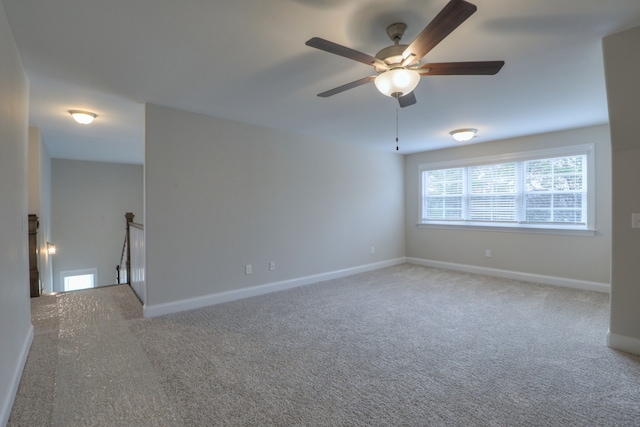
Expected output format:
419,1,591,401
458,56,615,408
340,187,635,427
607,331,640,356
406,257,610,294
143,258,406,318
144,256,610,317
0,324,34,427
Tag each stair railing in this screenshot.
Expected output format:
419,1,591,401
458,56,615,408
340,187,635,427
116,212,145,303
116,212,135,285
128,221,145,304
117,234,128,284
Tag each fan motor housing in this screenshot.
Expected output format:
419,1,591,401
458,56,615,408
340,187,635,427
375,45,408,67
374,23,420,72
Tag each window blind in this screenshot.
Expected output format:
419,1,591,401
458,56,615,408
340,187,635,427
420,149,591,230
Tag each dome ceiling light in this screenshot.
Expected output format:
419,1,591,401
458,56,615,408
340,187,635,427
69,110,97,125
450,128,477,142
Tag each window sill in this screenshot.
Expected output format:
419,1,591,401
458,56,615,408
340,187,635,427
416,222,596,236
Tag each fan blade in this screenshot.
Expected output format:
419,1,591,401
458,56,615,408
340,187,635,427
306,37,387,69
418,61,504,75
317,76,376,97
402,0,477,62
397,91,417,108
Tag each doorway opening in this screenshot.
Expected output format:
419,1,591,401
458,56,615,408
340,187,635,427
60,268,97,292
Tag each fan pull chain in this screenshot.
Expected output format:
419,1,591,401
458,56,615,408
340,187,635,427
395,106,399,151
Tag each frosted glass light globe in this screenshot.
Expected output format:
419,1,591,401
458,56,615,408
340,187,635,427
374,69,420,97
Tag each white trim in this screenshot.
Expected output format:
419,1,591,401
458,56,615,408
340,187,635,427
418,143,594,171
406,257,610,294
0,324,34,427
416,222,596,236
607,332,640,356
143,258,406,318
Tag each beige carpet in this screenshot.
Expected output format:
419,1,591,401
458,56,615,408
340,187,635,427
9,264,640,426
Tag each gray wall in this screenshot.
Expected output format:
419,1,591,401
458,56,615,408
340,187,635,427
51,159,143,291
404,125,612,285
603,25,640,352
145,104,405,307
0,1,31,424
28,127,53,294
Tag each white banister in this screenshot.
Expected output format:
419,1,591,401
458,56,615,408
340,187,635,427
129,222,145,304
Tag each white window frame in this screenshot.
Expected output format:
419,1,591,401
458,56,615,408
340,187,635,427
418,144,596,236
60,268,98,292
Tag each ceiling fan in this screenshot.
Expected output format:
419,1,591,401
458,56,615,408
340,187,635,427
305,0,504,108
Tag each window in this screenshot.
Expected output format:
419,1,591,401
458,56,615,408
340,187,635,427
60,268,97,292
419,144,594,234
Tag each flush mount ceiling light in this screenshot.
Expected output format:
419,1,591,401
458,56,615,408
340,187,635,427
450,128,477,142
374,68,421,98
69,110,97,125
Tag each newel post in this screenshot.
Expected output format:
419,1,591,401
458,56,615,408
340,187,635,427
125,212,134,284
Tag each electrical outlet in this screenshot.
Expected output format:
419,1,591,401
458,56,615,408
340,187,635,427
269,261,276,271
245,264,252,275
632,213,640,229
485,249,492,258
371,246,375,254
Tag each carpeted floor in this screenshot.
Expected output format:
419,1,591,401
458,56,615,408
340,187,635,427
8,264,640,426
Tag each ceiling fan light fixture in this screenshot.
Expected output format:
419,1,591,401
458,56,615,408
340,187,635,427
69,110,97,125
374,68,420,97
450,128,477,142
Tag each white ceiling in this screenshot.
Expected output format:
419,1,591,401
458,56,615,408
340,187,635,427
4,0,640,164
